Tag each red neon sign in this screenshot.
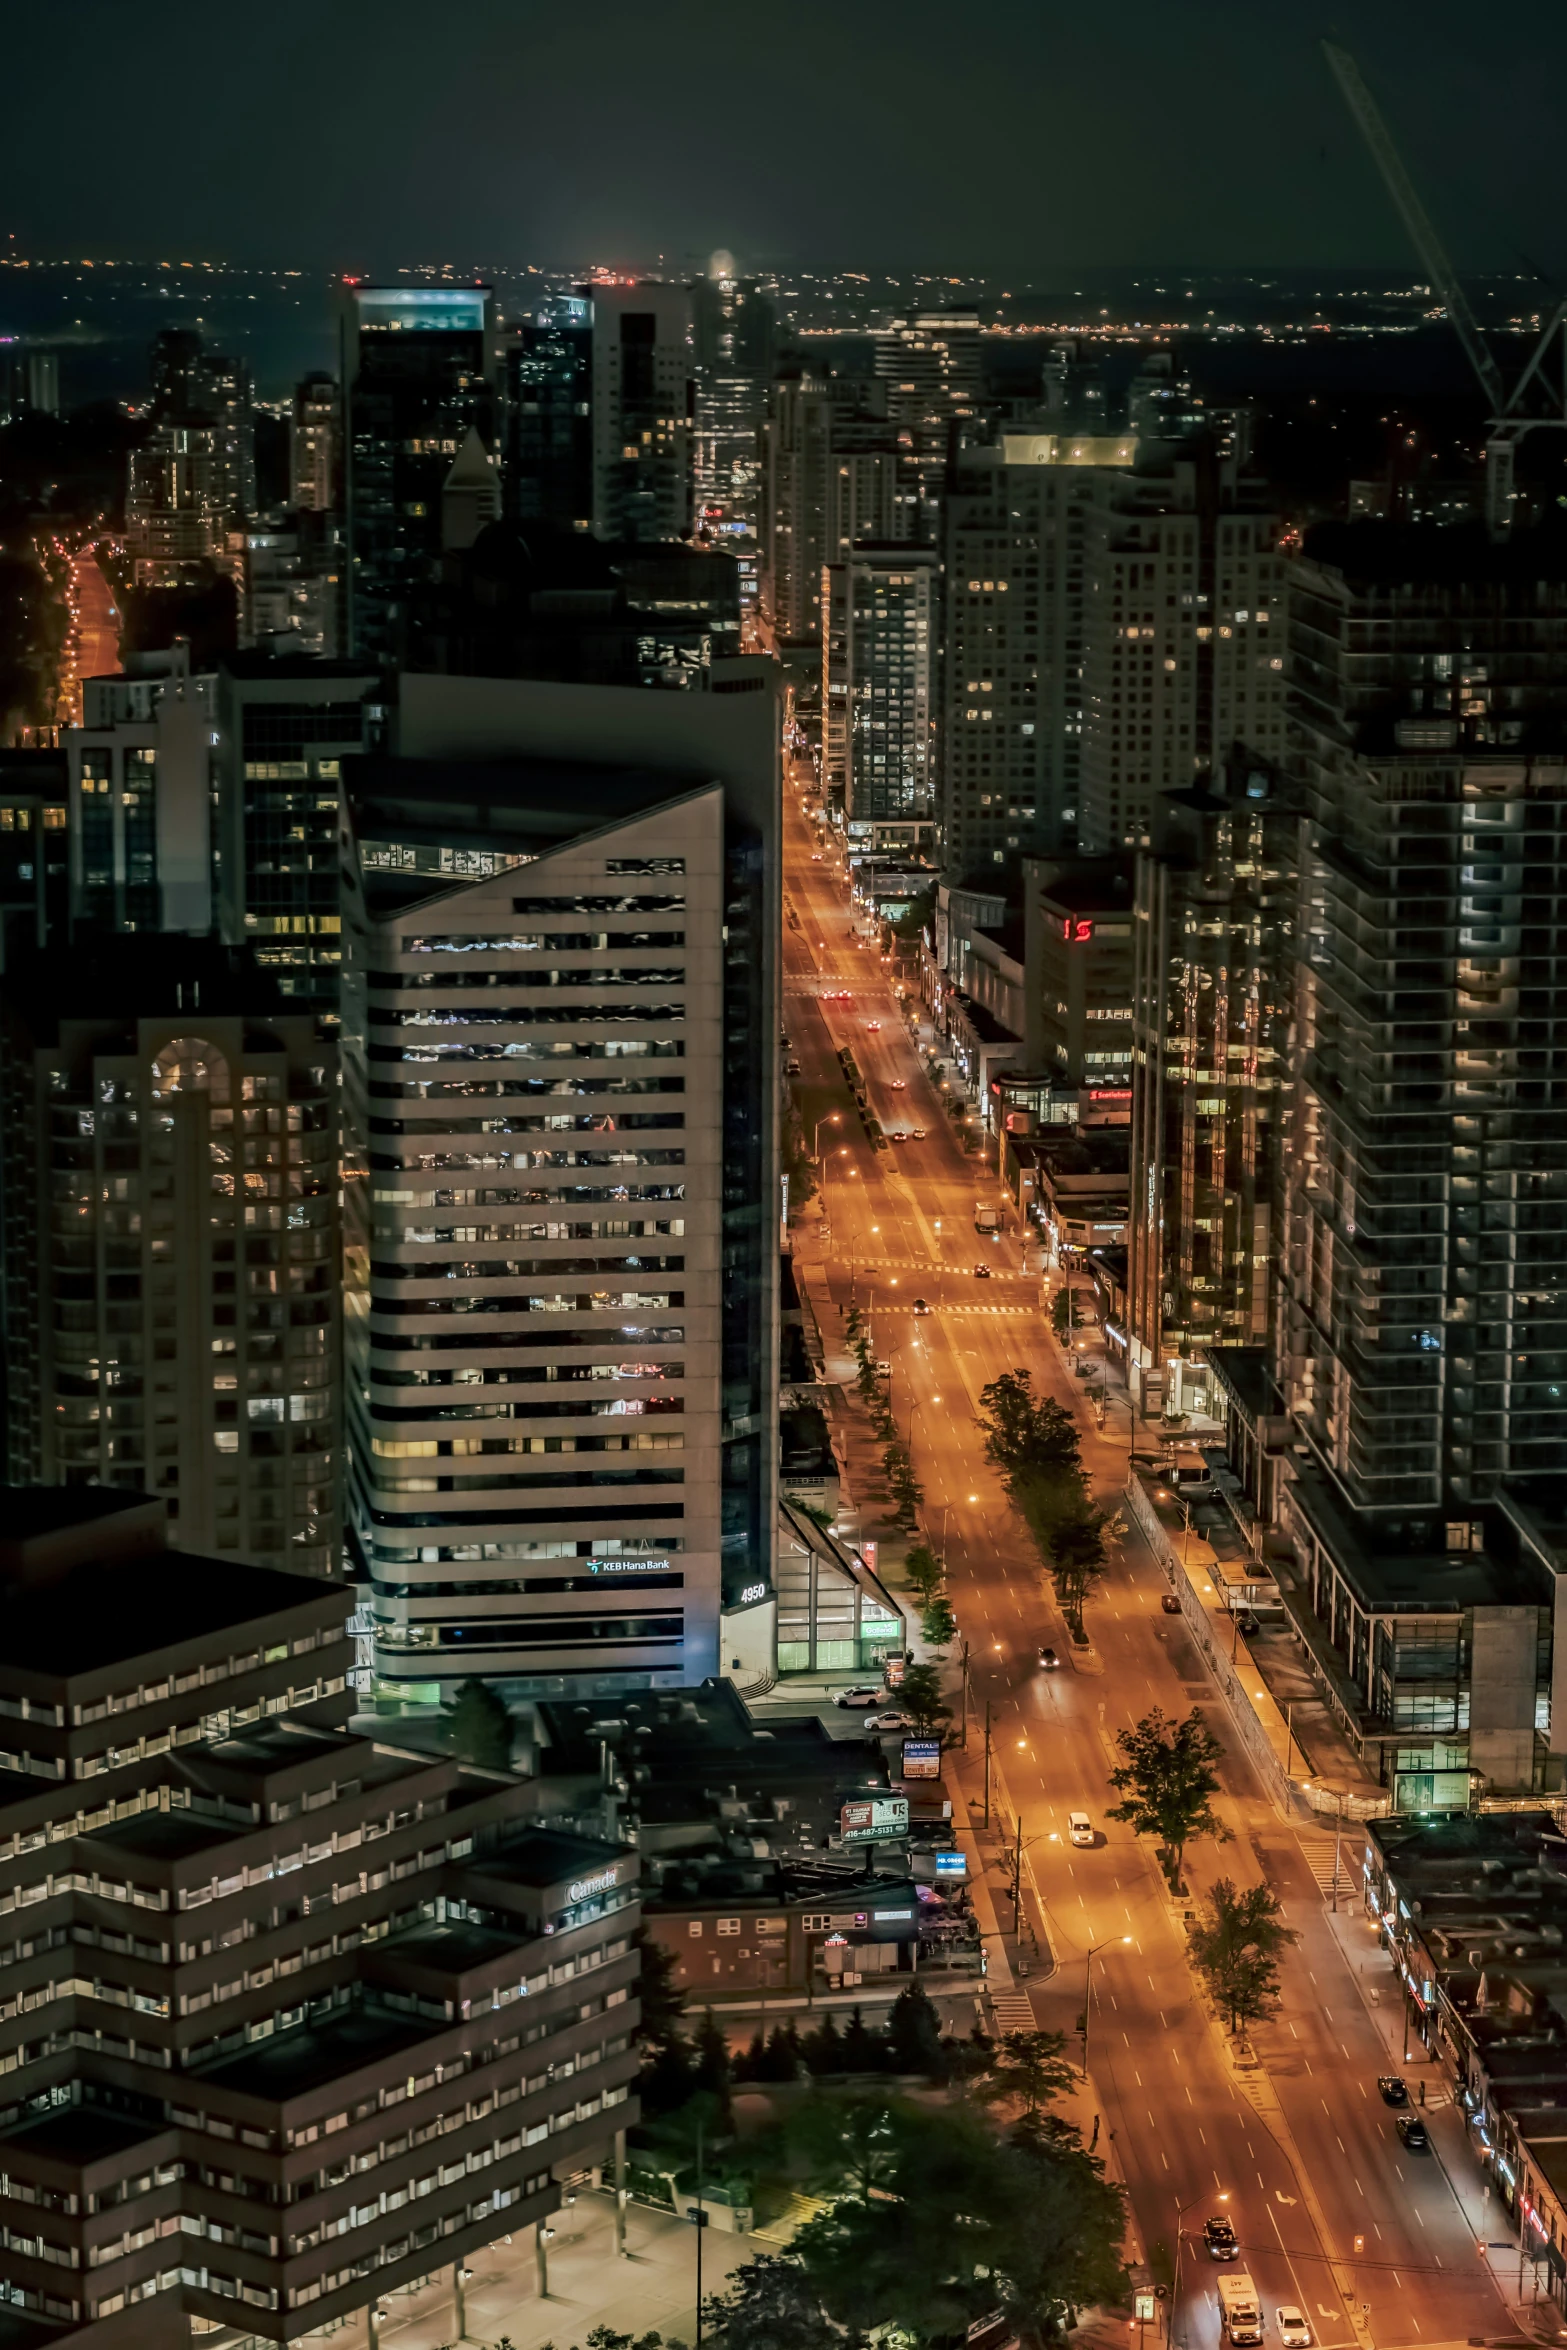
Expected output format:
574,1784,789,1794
1061,917,1094,943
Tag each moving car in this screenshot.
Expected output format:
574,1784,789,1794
1039,1646,1058,1669
1376,2075,1408,2106
867,1710,915,1732
1204,2214,1239,2261
1160,1591,1183,1615
785,1057,801,1075
1276,2311,1311,2348
874,1359,892,1379
1068,1810,1094,1848
866,1020,882,1031
911,1127,928,1139
890,1079,907,1090
974,1263,993,1278
834,1686,882,1709
1395,2113,1429,2150
912,1297,931,1315
1217,2275,1263,2347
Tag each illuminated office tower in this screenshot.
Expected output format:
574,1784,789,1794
290,369,340,512
340,281,499,661
760,372,915,646
339,670,778,1705
822,542,936,834
588,282,695,543
503,293,595,532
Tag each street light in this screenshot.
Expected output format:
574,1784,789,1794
1081,1935,1132,2079
1173,2191,1226,2347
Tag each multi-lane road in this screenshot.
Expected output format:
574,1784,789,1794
779,759,1510,2350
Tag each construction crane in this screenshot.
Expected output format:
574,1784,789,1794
1323,40,1567,536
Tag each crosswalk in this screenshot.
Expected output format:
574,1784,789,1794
751,2191,831,2247
988,1990,1040,2035
1298,1832,1364,1902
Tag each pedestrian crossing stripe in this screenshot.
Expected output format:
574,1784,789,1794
1298,1834,1363,1900
989,1992,1037,2034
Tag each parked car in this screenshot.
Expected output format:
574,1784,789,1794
874,1359,892,1380
1377,2075,1408,2106
867,1710,916,1732
1204,2213,1238,2261
1068,1811,1094,1848
834,1686,882,1710
1039,1647,1059,1670
1276,2309,1311,2347
1395,2114,1429,2150
1160,1591,1183,1615
785,1057,801,1075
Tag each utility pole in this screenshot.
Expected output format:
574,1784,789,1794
694,2113,707,2346
1333,1799,1345,1915
983,1698,993,1829
959,1638,970,1747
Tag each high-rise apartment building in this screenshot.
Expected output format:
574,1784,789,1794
126,331,256,585
1278,523,1567,1520
1125,752,1299,1422
66,649,218,934
587,282,694,543
339,671,779,1707
0,1486,637,2344
937,431,1138,874
65,649,379,1003
503,294,595,533
1022,854,1136,1088
290,370,339,513
1077,452,1285,853
874,307,982,512
691,269,776,525
759,373,915,647
822,542,936,831
0,938,340,1576
341,283,499,663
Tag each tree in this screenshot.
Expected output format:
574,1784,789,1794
759,2021,804,2081
632,1928,686,2051
692,2010,734,2109
701,2254,844,2350
973,2028,1076,2123
1027,1482,1111,1639
1107,1705,1227,1890
898,1661,950,1734
920,1594,959,1649
442,1680,514,1769
902,1543,945,1606
1051,1284,1085,1339
885,1980,945,2077
838,2009,888,2077
787,2097,1127,2350
1189,1877,1298,2035
782,1108,818,1214
881,1441,923,1529
801,2010,844,2074
976,1368,1082,1483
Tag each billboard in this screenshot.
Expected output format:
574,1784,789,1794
934,1850,969,1879
839,1793,909,1844
901,1738,942,1780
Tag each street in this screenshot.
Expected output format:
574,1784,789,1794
780,759,1513,2350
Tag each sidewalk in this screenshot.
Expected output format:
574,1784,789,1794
321,2191,751,2350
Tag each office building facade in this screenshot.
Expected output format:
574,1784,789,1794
503,295,594,533
587,283,694,544
339,672,778,1706
760,374,914,647
289,371,339,514
341,284,499,663
0,939,340,1576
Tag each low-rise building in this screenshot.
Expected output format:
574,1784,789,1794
0,1487,638,2347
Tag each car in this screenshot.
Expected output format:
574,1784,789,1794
1068,1810,1094,1848
974,1263,993,1278
1276,2310,1311,2348
1376,2075,1408,2106
810,852,824,861
866,1020,882,1031
1203,2214,1238,2261
1395,2113,1429,2150
834,1686,882,1709
873,1359,892,1380
1160,1591,1182,1614
912,1297,931,1315
867,1710,916,1732
1039,1646,1059,1669
890,1079,907,1090
911,1126,928,1139
889,1130,911,1144
785,1057,801,1076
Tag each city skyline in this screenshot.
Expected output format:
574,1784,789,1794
5,2,1564,276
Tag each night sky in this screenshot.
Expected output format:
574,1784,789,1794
7,0,1566,274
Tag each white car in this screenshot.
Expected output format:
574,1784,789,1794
1068,1811,1094,1848
867,1710,916,1733
834,1686,882,1709
1276,2312,1311,2349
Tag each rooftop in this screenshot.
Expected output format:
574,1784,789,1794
465,1825,631,1890
195,2003,429,2104
0,1524,346,1685
1290,1470,1545,1616
0,2104,169,2169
